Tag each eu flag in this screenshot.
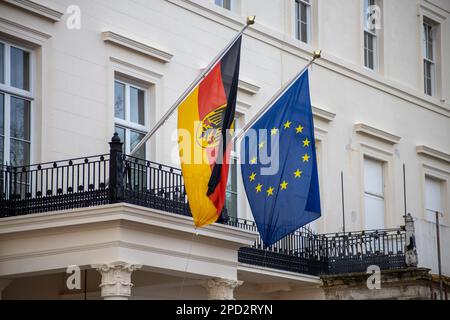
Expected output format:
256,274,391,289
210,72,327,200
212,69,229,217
240,70,321,246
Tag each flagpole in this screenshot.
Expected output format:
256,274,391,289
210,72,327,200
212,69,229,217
233,49,322,143
130,16,256,156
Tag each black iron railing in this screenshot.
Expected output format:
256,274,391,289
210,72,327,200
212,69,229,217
228,217,406,275
0,134,407,276
0,155,110,217
123,154,189,216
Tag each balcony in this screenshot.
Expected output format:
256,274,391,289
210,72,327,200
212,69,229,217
0,136,407,277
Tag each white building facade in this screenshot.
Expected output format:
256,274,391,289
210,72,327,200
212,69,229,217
0,0,449,300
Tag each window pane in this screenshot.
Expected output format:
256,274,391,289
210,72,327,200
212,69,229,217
364,157,383,196
0,43,4,84
365,194,385,230
226,191,237,219
226,158,237,219
226,159,237,193
301,22,308,43
114,126,126,153
422,24,428,58
130,130,145,159
0,136,3,165
223,0,231,10
114,81,125,120
130,87,145,125
10,97,30,141
10,47,30,91
10,139,30,166
427,25,433,60
0,93,4,135
301,3,308,22
425,177,443,212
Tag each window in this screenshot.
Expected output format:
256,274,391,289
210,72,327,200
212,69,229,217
0,40,32,166
225,115,243,219
364,157,385,230
295,0,311,44
114,78,148,159
425,176,444,223
363,0,378,70
423,21,436,96
215,0,232,10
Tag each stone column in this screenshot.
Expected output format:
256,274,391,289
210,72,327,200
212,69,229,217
202,278,242,300
92,262,142,300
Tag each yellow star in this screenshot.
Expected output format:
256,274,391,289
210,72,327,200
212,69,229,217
271,128,278,136
303,138,310,147
294,169,302,178
295,125,304,134
259,141,265,149
250,157,257,164
302,154,310,162
256,184,262,193
283,121,291,129
266,186,274,196
249,172,256,182
280,180,288,190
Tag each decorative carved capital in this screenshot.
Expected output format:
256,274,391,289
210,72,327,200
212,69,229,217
202,278,242,300
92,262,142,300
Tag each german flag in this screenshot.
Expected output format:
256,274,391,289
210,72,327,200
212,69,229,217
178,37,241,227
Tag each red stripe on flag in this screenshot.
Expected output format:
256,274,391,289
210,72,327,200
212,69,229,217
198,63,227,120
208,144,232,214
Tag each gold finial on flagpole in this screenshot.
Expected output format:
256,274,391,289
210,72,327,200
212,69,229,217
246,16,256,25
313,50,322,59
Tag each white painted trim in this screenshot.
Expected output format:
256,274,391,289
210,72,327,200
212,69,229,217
165,0,450,117
238,79,260,95
238,263,321,284
354,123,401,145
420,163,449,226
358,143,396,230
312,105,336,122
102,31,173,63
416,145,450,164
3,0,63,22
0,17,51,46
0,203,258,245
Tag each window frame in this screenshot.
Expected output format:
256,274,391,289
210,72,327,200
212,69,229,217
113,78,149,156
424,175,445,223
294,0,312,44
363,0,379,71
225,113,244,219
363,156,386,230
0,39,34,166
422,20,436,96
214,0,233,11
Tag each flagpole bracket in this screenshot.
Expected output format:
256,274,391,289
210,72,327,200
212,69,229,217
246,16,256,25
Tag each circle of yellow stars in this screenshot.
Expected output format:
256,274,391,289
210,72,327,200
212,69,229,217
248,120,311,197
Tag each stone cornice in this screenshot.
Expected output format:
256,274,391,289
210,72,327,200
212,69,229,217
102,31,173,63
0,203,258,246
354,123,401,145
312,105,336,123
238,79,260,95
0,17,51,44
416,145,450,164
3,0,64,22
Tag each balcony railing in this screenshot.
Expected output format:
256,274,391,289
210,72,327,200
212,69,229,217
0,135,407,276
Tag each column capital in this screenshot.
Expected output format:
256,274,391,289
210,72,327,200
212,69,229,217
202,278,242,300
92,261,142,300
